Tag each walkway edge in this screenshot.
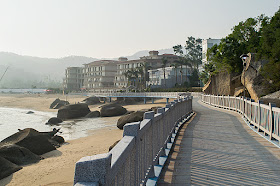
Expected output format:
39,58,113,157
200,99,280,149
146,112,195,186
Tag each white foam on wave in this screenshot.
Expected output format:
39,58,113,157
0,107,109,141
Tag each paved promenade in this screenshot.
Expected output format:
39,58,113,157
158,99,280,185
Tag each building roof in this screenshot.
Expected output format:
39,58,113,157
116,59,144,64
84,60,118,66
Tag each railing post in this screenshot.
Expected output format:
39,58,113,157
123,122,140,185
74,153,112,185
235,96,237,112
269,103,276,140
257,100,261,132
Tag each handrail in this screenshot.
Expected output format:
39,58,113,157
201,94,280,144
88,92,190,98
74,96,193,185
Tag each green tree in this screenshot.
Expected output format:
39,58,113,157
162,57,168,88
185,36,202,69
189,69,199,87
259,9,280,92
207,15,268,73
170,62,179,86
140,62,152,89
199,63,215,85
136,66,144,90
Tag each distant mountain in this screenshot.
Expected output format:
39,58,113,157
0,52,97,88
0,48,174,88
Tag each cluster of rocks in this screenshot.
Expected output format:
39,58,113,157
46,96,130,125
0,128,64,180
49,98,69,109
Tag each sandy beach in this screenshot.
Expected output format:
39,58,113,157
0,93,169,186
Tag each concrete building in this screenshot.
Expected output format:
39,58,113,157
201,39,221,72
114,58,144,88
63,51,181,92
83,60,118,91
63,67,84,91
147,66,191,88
114,51,179,88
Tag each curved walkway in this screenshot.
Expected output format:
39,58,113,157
158,99,280,185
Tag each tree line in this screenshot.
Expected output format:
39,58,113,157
201,8,280,93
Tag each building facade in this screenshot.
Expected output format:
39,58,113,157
83,60,118,90
114,51,180,88
64,51,183,92
147,66,191,88
63,67,84,91
201,39,221,72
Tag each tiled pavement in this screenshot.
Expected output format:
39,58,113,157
158,99,280,186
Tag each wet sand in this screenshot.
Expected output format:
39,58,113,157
0,93,169,185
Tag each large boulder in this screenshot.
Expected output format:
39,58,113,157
82,96,100,105
100,103,127,117
109,140,120,151
150,107,161,114
50,98,60,109
0,156,22,180
50,98,70,109
0,128,63,179
53,100,70,109
57,103,91,120
0,144,41,165
85,111,100,118
51,135,65,145
46,117,63,125
0,128,57,155
117,111,145,129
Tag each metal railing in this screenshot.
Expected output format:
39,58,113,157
201,94,280,144
88,92,190,98
74,96,193,185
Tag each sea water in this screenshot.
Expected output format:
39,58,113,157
0,107,111,141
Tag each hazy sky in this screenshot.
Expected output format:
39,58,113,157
0,0,279,58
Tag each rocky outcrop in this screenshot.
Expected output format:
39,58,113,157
241,53,268,101
260,90,280,108
57,103,91,120
0,128,64,179
100,103,127,117
46,117,63,125
1,128,56,155
51,135,65,145
0,144,41,165
203,71,241,96
85,111,100,118
117,111,145,129
0,156,22,180
82,96,100,105
203,53,268,100
50,98,69,109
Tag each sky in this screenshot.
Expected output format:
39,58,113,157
0,0,279,59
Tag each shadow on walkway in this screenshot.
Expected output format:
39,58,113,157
158,98,280,185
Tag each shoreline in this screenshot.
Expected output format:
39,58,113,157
0,93,169,185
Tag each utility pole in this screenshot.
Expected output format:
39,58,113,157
0,66,9,83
